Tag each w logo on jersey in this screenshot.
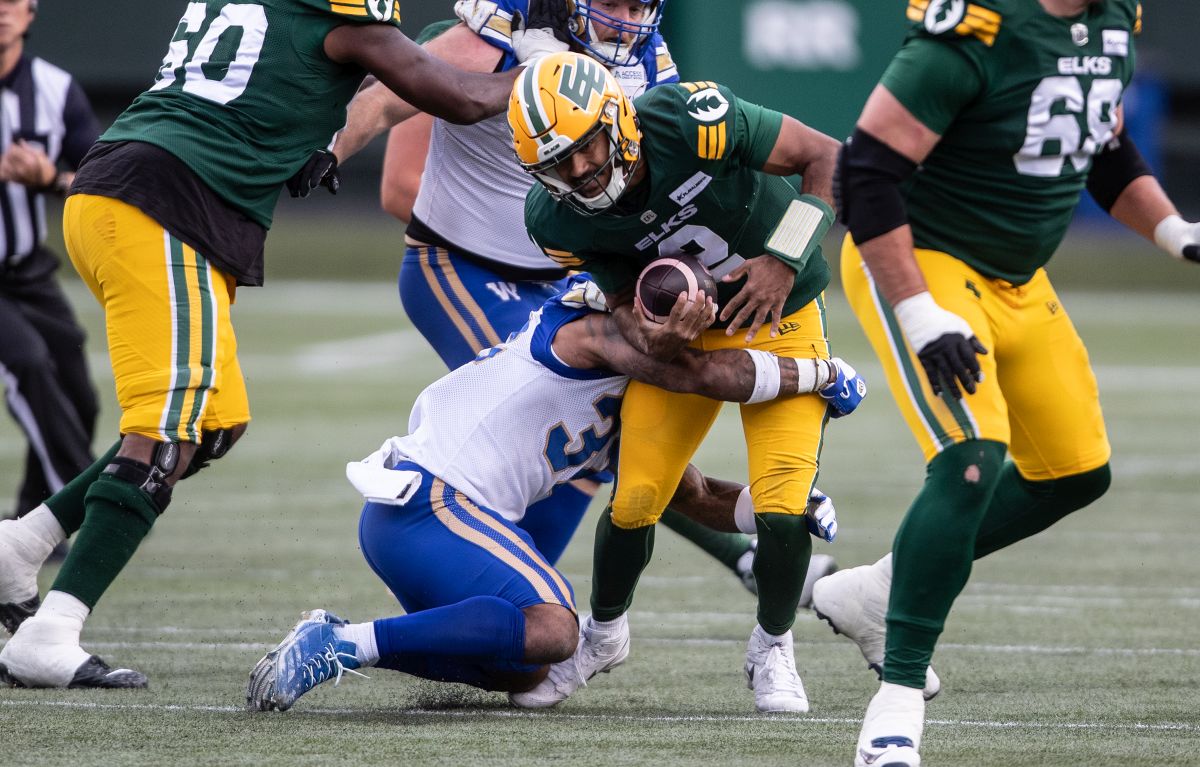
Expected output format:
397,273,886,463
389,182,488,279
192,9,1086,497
558,58,607,110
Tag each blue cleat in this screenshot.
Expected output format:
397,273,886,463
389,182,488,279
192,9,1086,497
246,609,365,712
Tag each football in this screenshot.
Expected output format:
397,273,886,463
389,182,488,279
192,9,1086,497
635,254,718,323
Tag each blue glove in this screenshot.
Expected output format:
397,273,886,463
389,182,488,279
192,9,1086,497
805,488,837,543
818,357,867,418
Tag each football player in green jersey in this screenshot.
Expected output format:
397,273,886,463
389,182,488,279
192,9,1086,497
0,0,573,690
508,52,865,713
818,1,1199,764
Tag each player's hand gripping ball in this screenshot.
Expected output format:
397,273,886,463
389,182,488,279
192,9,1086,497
636,254,718,323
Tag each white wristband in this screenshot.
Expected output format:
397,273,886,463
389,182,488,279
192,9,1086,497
1154,214,1193,261
744,349,781,404
734,486,757,534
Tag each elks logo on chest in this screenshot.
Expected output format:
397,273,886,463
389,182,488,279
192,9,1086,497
1057,56,1113,75
635,204,699,251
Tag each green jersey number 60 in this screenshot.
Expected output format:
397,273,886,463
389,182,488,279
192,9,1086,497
151,2,268,106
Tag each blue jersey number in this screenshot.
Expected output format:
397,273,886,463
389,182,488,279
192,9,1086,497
543,395,621,473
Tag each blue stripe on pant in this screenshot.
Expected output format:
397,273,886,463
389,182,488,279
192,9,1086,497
399,245,569,369
357,462,575,616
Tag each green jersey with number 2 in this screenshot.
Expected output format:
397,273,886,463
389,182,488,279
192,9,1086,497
525,81,831,328
100,0,403,228
884,0,1141,283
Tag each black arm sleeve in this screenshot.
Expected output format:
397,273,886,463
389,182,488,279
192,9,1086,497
61,79,101,170
836,127,918,245
1086,134,1153,213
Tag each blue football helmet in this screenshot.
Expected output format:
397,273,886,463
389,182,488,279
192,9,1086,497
570,0,666,68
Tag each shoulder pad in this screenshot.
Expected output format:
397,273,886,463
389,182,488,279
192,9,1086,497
454,0,523,49
905,0,1002,47
318,0,403,25
651,36,679,84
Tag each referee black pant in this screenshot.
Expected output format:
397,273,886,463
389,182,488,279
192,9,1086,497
0,246,97,517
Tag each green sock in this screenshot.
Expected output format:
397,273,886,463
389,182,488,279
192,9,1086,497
45,440,122,536
884,440,1006,688
973,463,1111,559
660,508,752,571
51,473,159,610
752,512,811,635
590,506,655,622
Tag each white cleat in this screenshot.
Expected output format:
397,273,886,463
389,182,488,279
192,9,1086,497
745,625,809,713
509,613,630,709
0,614,147,689
811,555,941,701
855,681,924,767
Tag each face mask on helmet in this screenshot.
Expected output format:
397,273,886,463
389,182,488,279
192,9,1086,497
570,0,665,68
510,53,643,216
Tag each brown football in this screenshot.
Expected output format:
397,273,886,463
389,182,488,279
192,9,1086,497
635,254,718,323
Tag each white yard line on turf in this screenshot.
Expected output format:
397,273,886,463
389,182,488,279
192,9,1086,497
0,699,1194,732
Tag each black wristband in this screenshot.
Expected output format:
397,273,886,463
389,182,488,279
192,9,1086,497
837,128,918,245
1086,135,1152,213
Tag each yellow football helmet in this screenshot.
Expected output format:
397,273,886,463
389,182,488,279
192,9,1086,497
509,51,642,214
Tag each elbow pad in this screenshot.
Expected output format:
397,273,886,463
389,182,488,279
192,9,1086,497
1086,135,1152,213
836,128,918,245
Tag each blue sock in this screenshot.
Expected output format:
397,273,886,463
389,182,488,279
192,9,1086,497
373,596,526,661
518,482,593,565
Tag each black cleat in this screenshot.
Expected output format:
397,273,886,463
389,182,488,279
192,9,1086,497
0,595,40,635
68,656,149,689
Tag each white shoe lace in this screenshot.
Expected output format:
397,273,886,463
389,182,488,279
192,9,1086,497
758,643,804,697
299,641,368,691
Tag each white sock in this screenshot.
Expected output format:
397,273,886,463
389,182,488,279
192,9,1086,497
755,624,790,645
334,622,379,667
3,504,66,566
38,590,90,635
588,613,627,636
733,487,757,534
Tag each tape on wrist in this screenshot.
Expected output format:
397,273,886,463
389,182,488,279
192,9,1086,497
745,349,781,404
1154,214,1191,260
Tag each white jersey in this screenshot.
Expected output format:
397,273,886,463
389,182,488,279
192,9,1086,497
384,285,627,521
410,34,678,270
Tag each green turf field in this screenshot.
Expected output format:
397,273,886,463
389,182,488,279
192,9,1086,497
2,230,1199,766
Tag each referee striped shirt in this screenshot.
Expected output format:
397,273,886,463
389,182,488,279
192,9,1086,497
0,54,98,268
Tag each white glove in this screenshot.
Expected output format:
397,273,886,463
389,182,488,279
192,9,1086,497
453,0,502,34
512,27,569,64
1154,214,1200,264
893,291,986,399
805,488,837,543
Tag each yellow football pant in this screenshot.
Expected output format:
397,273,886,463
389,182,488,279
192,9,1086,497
840,235,1110,480
63,194,250,442
611,299,831,529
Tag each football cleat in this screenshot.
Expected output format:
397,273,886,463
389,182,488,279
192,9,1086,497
855,682,924,767
799,554,838,611
745,625,808,713
0,596,40,636
247,609,365,712
509,613,630,709
735,539,758,596
0,614,147,688
811,557,941,701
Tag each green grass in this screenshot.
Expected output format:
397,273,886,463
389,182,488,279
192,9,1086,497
2,227,1200,766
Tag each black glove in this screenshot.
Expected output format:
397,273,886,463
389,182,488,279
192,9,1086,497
1184,244,1200,263
917,333,987,399
516,0,575,44
286,149,340,199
